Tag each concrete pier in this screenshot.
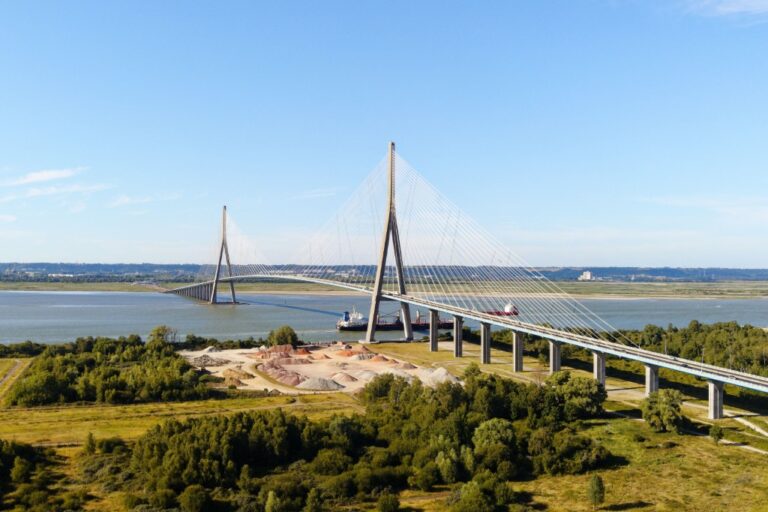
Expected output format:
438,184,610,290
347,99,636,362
645,364,659,396
708,380,724,420
512,331,523,372
429,309,439,352
453,316,463,357
593,352,606,385
549,340,561,374
480,322,491,364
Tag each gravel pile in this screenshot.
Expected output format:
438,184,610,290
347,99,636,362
332,372,358,383
191,355,231,367
296,377,344,391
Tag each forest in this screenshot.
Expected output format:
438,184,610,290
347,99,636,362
76,367,609,511
6,326,209,406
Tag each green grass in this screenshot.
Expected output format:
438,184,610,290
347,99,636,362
0,358,30,402
0,393,361,446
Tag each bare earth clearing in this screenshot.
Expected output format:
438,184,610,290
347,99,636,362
180,342,458,394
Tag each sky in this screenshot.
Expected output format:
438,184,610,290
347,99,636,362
1,0,767,267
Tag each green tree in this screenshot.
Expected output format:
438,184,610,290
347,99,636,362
377,491,400,512
587,474,605,510
641,389,684,433
10,456,32,483
82,432,96,455
265,490,283,512
709,424,724,445
267,325,299,348
303,488,324,512
179,484,210,512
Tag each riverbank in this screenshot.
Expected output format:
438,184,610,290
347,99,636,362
3,280,768,299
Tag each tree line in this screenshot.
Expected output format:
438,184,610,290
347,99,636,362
80,367,610,511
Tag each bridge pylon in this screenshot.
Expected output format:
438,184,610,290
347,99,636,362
210,205,237,304
365,142,413,342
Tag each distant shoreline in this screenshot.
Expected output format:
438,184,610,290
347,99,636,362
1,281,768,300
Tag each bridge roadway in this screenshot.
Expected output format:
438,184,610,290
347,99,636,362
167,274,768,418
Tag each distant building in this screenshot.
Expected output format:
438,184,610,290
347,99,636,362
577,270,593,281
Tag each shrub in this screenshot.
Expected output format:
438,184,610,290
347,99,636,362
377,491,400,512
179,484,211,512
641,390,684,433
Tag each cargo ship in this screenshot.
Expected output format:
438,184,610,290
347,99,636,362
336,308,452,331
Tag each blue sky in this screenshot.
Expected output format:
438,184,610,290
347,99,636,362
1,0,767,266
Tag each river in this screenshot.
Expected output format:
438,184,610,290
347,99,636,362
0,291,766,344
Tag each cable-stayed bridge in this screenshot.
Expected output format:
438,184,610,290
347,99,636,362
167,143,768,418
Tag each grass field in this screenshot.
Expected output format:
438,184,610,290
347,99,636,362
0,393,361,446
4,279,768,298
1,343,768,511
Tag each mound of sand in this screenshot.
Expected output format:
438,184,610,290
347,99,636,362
258,362,307,387
332,372,358,383
353,353,376,361
224,377,244,387
396,362,417,370
381,368,414,380
296,377,344,391
309,353,331,360
417,367,458,386
223,367,254,380
273,357,313,365
353,370,377,381
371,355,390,363
293,348,311,355
191,354,230,367
337,350,356,357
357,345,372,353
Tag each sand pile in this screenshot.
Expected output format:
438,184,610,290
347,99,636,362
337,350,356,357
224,377,244,387
396,362,417,370
353,353,376,361
296,377,344,391
353,370,378,381
371,355,390,363
258,361,307,387
223,367,254,380
274,357,313,365
332,372,358,383
293,348,311,356
309,353,331,360
418,367,458,386
381,368,414,380
191,355,230,367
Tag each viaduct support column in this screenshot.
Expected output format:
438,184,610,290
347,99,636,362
429,309,439,352
512,331,523,372
453,316,463,358
593,352,606,385
708,380,724,420
480,323,491,364
645,365,659,396
549,340,561,374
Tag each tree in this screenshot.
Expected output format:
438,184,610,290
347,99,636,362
303,488,324,512
267,326,299,348
587,474,605,510
10,456,32,483
377,491,400,512
83,432,96,455
179,484,210,512
709,424,724,445
265,490,283,512
641,389,684,433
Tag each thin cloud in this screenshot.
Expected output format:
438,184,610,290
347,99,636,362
688,0,768,15
0,183,110,204
0,214,16,223
2,167,85,187
109,193,181,208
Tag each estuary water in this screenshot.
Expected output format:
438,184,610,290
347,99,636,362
0,291,766,344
